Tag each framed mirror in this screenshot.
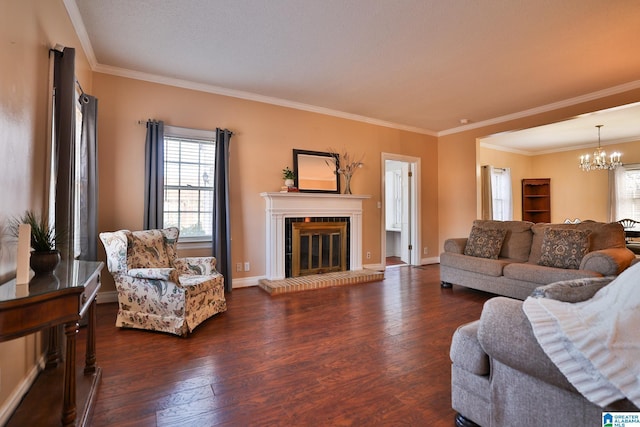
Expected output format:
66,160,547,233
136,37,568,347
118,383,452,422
293,149,340,193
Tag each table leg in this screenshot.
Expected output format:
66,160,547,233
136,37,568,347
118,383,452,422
84,299,97,374
46,325,61,368
62,321,78,427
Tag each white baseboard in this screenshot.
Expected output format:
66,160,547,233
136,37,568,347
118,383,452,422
363,263,385,271
232,276,263,288
420,256,440,265
0,354,46,426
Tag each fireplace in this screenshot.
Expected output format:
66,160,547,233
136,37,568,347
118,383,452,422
261,192,369,280
288,218,349,277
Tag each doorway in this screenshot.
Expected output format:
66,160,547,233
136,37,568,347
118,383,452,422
382,153,421,268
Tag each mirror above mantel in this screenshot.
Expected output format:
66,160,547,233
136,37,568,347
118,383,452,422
293,149,340,193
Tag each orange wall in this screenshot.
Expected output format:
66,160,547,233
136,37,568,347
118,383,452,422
477,146,533,220
532,139,640,223
93,73,438,292
438,88,640,250
478,139,640,226
0,0,92,419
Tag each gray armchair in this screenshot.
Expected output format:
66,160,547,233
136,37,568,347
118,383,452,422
450,277,638,426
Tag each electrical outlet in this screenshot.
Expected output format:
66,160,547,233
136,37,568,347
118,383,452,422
236,262,242,272
244,262,250,272
423,247,428,255
366,251,371,259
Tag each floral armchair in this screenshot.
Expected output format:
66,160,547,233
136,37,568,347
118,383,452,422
99,227,226,336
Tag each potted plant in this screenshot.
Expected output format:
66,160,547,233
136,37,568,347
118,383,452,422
10,210,62,275
282,167,296,188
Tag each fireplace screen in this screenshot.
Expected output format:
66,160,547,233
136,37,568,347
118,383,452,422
292,222,347,277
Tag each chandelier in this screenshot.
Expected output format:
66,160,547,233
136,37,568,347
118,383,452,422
579,125,622,171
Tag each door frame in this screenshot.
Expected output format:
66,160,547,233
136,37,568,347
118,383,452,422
381,152,422,267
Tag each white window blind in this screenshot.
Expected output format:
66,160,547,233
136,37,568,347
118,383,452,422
163,126,216,240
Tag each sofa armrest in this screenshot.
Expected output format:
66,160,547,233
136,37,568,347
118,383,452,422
127,267,176,281
477,297,576,393
580,247,635,276
450,320,489,375
174,257,218,275
444,238,468,254
531,276,615,302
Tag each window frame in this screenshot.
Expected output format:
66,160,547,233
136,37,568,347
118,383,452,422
613,163,640,229
163,125,216,245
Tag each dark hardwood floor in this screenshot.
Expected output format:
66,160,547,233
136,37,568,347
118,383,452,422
84,264,491,426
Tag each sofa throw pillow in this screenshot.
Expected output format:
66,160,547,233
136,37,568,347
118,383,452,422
538,228,591,270
464,226,507,259
126,229,170,270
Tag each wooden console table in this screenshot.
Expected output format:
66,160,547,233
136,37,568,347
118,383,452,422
0,260,103,427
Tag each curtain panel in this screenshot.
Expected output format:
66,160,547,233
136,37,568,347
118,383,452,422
53,47,76,262
144,120,165,230
78,94,99,260
213,128,233,292
481,166,493,220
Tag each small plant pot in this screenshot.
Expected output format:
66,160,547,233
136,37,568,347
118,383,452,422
30,250,61,276
284,179,295,187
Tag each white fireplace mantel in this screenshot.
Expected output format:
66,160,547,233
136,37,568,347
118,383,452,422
260,192,371,280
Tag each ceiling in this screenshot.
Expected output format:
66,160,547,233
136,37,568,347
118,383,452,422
480,101,640,155
67,0,640,152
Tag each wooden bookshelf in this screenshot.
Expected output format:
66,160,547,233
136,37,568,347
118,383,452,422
522,178,550,223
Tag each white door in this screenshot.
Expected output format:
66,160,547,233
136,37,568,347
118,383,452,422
382,154,421,267
399,162,411,264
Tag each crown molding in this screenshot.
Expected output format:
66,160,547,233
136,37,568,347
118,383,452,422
63,0,98,68
92,63,437,136
64,0,640,139
440,80,640,137
480,135,640,156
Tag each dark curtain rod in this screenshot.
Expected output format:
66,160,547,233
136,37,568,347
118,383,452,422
136,120,234,135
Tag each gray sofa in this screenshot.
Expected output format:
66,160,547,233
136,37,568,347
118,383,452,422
450,277,638,427
440,220,636,300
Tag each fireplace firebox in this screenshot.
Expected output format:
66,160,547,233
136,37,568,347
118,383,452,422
291,220,348,277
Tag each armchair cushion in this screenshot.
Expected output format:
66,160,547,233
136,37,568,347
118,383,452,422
126,229,170,269
531,276,615,303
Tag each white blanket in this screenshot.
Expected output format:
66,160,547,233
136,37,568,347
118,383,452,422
523,262,640,407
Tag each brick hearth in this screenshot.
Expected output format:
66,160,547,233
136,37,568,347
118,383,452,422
258,269,384,295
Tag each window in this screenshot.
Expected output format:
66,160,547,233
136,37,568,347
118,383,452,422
73,91,83,257
613,164,640,228
163,126,216,241
491,168,513,220
481,166,513,221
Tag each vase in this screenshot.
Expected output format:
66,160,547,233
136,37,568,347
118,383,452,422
343,174,352,194
284,178,295,188
30,250,61,276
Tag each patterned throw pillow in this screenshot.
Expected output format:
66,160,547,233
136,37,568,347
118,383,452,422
538,228,591,270
464,226,507,259
126,230,170,269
